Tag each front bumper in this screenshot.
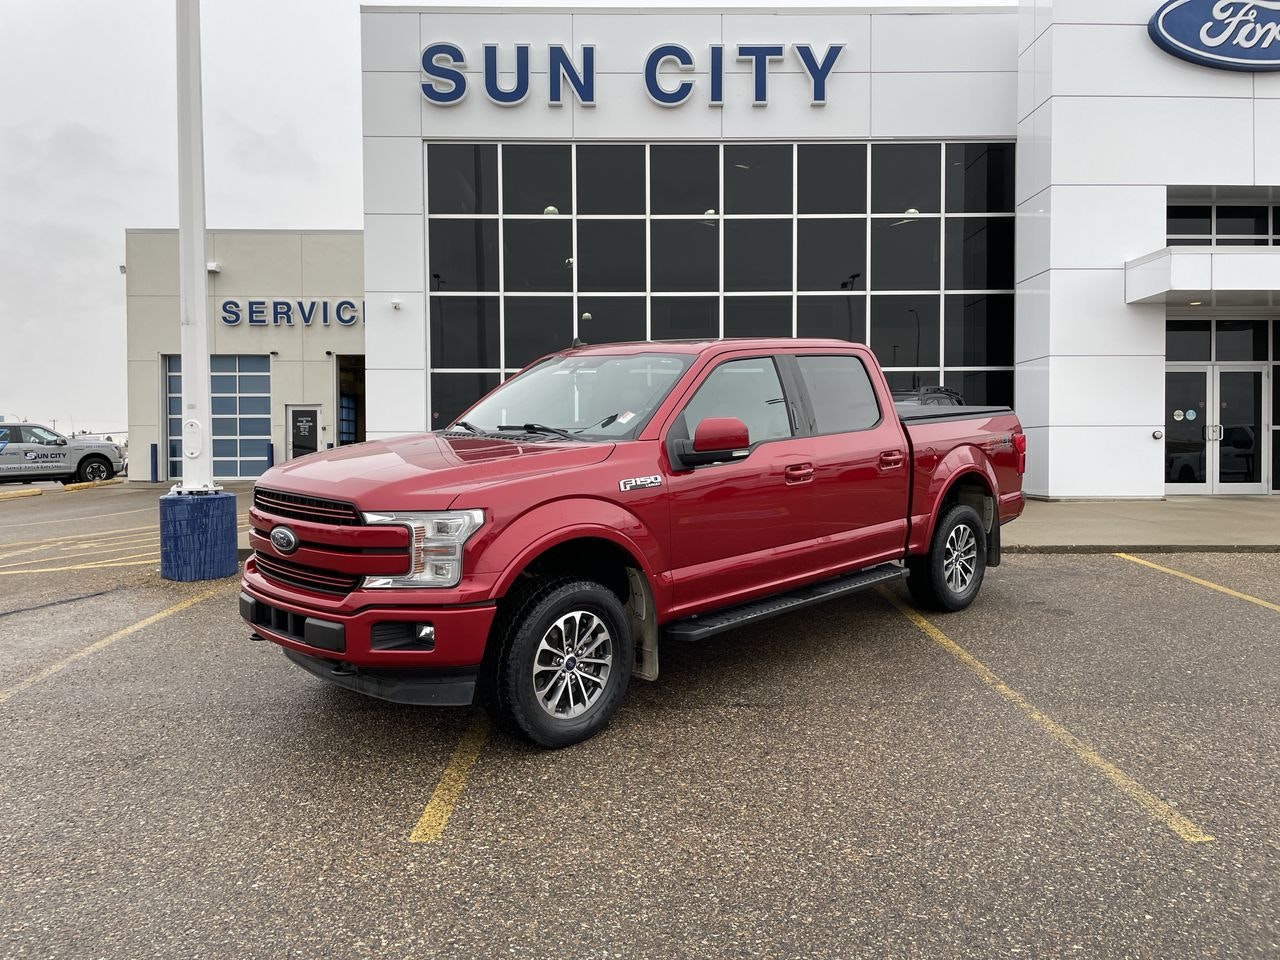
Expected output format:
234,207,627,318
239,571,498,671
282,648,477,706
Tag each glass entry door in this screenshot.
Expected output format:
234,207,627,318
1165,366,1270,494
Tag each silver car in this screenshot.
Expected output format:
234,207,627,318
0,423,126,484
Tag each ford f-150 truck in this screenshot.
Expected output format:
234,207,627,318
240,339,1025,747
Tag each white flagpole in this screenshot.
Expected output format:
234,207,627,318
175,0,215,493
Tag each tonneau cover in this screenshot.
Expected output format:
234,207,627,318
894,404,1014,424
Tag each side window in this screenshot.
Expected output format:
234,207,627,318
25,426,60,444
0,425,12,449
796,355,881,434
681,358,792,444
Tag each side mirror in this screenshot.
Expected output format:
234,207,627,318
671,417,750,468
55,438,68,446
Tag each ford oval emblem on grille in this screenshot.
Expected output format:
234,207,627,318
270,525,300,555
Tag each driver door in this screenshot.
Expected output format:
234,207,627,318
663,355,815,617
17,426,69,478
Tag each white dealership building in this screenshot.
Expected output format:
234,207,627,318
127,0,1280,497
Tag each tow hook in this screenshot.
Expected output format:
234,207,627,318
331,662,357,677
249,633,265,642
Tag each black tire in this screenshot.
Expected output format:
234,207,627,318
76,456,113,484
480,577,633,749
906,503,987,612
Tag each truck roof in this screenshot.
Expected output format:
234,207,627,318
559,338,864,358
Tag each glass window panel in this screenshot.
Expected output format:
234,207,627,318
168,396,182,415
431,297,500,368
884,370,940,392
797,355,881,433
724,144,792,214
504,297,573,368
1167,205,1211,236
651,145,718,215
652,297,718,340
238,396,270,415
798,144,866,215
502,145,571,214
870,295,940,368
427,143,498,214
945,370,1014,407
577,145,644,214
239,439,270,458
210,375,237,394
797,296,865,342
1217,206,1268,237
1273,436,1279,491
577,297,646,344
503,220,572,292
945,143,1014,214
429,220,499,292
238,417,271,435
944,294,1014,367
169,462,182,478
651,219,718,292
211,418,237,437
1216,238,1269,247
431,372,501,430
167,375,182,394
168,440,182,459
577,220,646,292
1216,319,1268,361
870,219,940,291
871,143,940,214
168,417,182,437
724,296,792,338
1167,319,1211,361
724,220,792,292
682,358,792,443
238,355,270,373
798,218,866,291
213,460,238,477
239,460,269,478
238,375,270,394
1167,238,1204,247
210,355,237,372
945,218,1014,290
213,440,237,458
166,355,182,372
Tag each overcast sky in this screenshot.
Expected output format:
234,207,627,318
0,0,1013,436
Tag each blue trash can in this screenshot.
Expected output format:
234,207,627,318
159,492,239,581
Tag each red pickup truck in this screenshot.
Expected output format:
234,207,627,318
240,339,1024,747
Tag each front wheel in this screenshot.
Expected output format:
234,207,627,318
481,578,633,748
906,503,987,612
76,457,113,483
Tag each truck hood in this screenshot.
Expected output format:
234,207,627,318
257,433,615,510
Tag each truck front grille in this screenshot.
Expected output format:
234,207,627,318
254,552,361,596
254,488,362,526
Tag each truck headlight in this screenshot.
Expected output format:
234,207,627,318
361,509,485,589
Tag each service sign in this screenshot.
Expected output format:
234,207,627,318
1149,0,1280,71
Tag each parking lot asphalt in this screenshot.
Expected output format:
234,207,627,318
1,487,1277,959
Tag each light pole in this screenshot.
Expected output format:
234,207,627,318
159,0,237,582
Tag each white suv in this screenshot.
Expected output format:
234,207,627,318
0,423,126,484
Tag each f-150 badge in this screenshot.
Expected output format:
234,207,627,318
619,476,663,492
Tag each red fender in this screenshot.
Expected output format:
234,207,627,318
908,447,1000,555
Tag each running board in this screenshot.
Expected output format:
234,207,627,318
664,564,907,643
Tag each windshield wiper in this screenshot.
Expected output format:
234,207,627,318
573,413,619,434
450,420,483,435
496,423,581,442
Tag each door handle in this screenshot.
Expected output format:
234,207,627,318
784,463,815,484
879,450,906,470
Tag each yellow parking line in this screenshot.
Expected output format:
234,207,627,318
409,714,491,843
1115,553,1280,614
0,537,161,568
877,587,1214,844
1,509,155,531
0,555,163,575
0,585,227,705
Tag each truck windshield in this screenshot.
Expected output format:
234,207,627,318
457,353,693,440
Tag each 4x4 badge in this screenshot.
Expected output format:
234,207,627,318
619,476,662,492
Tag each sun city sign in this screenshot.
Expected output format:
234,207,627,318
420,43,846,107
1150,0,1280,70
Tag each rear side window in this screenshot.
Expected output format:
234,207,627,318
796,355,881,434
681,358,793,444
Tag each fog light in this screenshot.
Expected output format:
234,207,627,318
417,624,435,644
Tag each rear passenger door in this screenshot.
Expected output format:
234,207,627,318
0,424,21,479
788,352,912,572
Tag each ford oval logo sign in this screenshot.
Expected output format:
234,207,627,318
1150,0,1280,71
270,525,300,555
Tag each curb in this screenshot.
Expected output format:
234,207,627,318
0,488,43,502
62,478,125,493
1005,544,1280,555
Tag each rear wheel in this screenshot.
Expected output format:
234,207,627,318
76,456,113,483
481,577,633,748
906,503,987,612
